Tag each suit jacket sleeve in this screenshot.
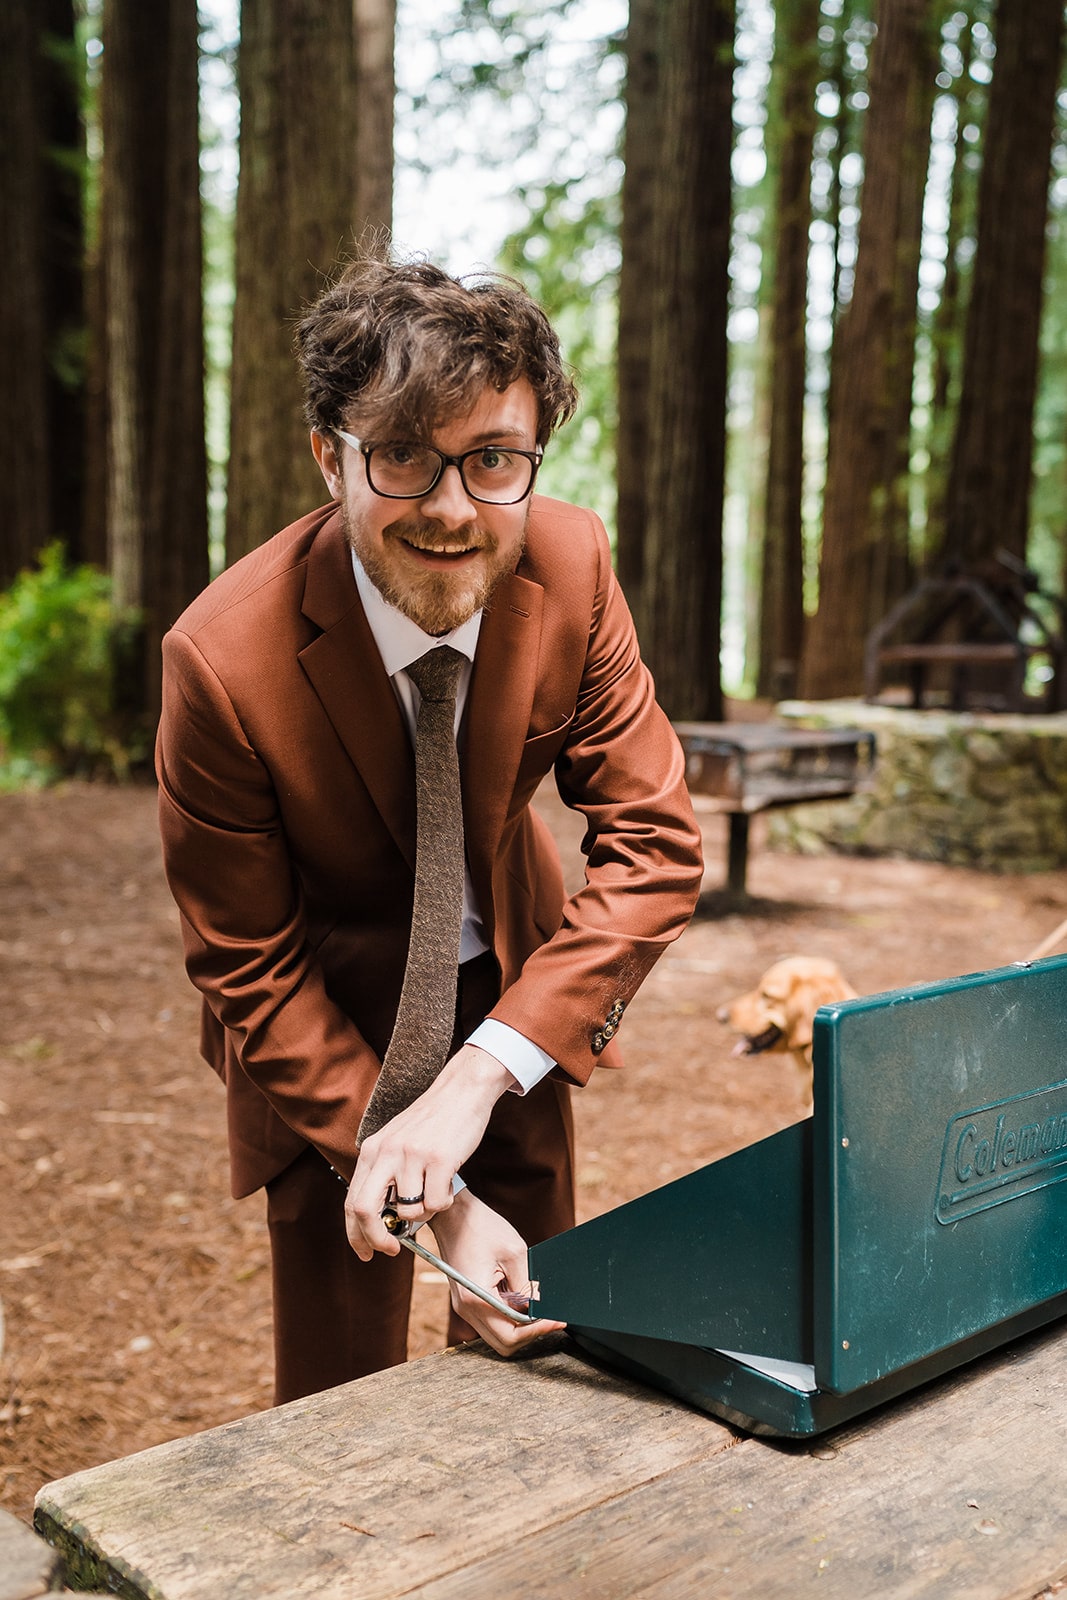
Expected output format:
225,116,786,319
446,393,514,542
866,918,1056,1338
483,512,705,1081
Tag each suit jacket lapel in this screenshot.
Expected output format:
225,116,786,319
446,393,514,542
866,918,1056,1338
463,570,544,920
297,515,416,867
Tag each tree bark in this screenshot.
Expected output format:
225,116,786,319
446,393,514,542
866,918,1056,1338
101,0,208,724
226,0,366,563
355,0,395,243
799,0,940,700
756,0,820,702
0,0,85,585
144,0,211,716
615,0,661,614
925,8,980,546
639,0,734,722
870,2,939,608
0,0,49,585
940,0,1064,569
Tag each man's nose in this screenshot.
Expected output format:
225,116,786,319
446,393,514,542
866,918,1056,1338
419,463,477,526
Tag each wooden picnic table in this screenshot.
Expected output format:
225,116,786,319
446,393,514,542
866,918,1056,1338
32,1318,1067,1599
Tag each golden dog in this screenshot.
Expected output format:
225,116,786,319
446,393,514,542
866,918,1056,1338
716,956,857,1082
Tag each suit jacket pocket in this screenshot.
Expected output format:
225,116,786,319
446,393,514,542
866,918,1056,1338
514,714,572,797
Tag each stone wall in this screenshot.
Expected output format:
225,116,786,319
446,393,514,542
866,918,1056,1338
767,700,1067,872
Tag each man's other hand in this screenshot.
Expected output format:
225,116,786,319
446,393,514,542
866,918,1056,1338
345,1043,513,1259
430,1189,565,1356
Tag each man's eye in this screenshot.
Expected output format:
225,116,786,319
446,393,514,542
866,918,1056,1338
381,444,417,467
478,448,512,471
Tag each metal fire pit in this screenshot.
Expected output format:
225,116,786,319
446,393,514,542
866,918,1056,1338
673,721,876,896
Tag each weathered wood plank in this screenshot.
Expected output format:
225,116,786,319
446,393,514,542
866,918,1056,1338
0,1506,64,1600
37,1322,1067,1600
407,1323,1067,1600
34,1337,727,1600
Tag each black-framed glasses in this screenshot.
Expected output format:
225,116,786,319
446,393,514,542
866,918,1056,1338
335,429,542,506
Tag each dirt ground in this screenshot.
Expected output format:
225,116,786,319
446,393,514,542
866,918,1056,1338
3,774,1067,1528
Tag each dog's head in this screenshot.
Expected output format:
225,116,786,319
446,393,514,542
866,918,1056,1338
716,956,857,1062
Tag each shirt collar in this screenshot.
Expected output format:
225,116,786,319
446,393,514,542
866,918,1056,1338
350,548,482,677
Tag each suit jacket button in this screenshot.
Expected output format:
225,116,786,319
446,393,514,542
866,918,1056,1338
609,1000,625,1020
591,1031,605,1055
601,1021,616,1040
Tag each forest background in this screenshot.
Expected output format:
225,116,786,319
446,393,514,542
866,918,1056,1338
9,0,1067,1528
2,0,1067,779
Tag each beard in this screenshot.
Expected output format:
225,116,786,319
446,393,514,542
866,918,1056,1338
343,508,527,636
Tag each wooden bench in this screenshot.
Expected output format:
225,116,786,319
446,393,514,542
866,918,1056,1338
673,721,876,895
32,1322,1067,1598
871,640,1040,712
862,566,1065,713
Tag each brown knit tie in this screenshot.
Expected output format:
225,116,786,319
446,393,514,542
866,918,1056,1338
358,645,467,1143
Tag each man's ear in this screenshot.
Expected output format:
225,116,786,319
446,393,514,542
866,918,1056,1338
311,429,344,499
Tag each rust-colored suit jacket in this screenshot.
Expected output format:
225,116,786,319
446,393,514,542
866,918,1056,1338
156,495,703,1198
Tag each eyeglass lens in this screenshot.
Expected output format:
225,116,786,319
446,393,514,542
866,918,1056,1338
368,444,537,504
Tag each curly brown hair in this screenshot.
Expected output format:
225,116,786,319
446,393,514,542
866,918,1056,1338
295,255,578,448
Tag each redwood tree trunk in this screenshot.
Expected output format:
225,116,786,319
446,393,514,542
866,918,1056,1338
101,0,208,725
799,0,940,700
0,0,85,585
144,0,211,717
225,0,365,563
925,8,981,545
0,0,49,584
940,0,1065,569
870,5,939,609
756,0,820,702
615,0,661,615
639,0,734,722
354,0,395,242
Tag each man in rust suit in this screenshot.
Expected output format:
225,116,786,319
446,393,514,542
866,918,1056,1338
156,256,704,1404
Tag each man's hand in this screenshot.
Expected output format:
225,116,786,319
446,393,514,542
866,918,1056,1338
345,1043,513,1259
430,1188,565,1357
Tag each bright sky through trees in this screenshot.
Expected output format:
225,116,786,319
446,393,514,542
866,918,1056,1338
199,0,629,274
393,0,627,270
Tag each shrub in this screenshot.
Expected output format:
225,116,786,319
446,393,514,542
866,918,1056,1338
0,543,143,785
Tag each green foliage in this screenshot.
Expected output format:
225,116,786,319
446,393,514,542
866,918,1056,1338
500,181,620,531
0,544,143,787
406,1,622,146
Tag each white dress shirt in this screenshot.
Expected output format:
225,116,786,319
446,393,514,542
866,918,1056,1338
351,552,555,1094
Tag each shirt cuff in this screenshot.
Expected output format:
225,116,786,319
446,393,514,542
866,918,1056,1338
467,1019,557,1095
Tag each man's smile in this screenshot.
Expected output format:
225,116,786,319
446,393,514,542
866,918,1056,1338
391,525,488,565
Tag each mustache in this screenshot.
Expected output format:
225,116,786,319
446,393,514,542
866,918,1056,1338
385,518,489,551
